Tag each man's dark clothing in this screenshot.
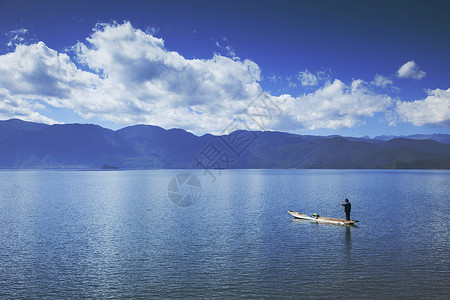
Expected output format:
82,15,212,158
343,202,351,221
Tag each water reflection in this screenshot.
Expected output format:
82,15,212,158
345,227,352,262
345,226,352,247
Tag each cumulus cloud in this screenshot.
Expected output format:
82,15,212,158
71,22,262,131
371,74,393,88
394,88,450,126
0,42,98,98
396,60,426,80
0,22,262,132
271,79,393,130
0,89,58,124
1,21,444,133
0,41,98,124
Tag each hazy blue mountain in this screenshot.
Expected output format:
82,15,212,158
0,122,128,168
0,118,49,131
0,119,449,169
116,125,200,168
374,134,450,144
383,138,450,155
0,118,49,141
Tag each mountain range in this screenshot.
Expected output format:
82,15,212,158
1,119,449,169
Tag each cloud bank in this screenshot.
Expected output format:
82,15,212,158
395,88,450,126
0,22,448,133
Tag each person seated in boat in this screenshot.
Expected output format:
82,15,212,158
341,199,351,220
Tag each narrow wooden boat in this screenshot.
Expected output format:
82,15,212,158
288,210,358,225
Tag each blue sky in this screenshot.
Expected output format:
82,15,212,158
0,0,449,137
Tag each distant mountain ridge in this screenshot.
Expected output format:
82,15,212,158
1,118,449,169
374,133,450,144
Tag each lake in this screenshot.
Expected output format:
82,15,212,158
0,169,449,299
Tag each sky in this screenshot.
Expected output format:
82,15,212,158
0,0,449,137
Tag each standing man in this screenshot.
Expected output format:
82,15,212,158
341,199,351,221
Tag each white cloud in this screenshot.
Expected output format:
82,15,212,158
0,42,98,98
9,28,28,34
0,22,262,132
396,60,426,80
0,89,59,124
371,74,393,88
297,69,318,86
267,75,281,83
71,22,262,132
271,79,393,130
215,37,237,58
1,21,446,133
6,28,29,47
0,41,98,124
394,88,450,126
286,75,297,88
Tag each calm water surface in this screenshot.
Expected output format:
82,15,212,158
0,169,449,299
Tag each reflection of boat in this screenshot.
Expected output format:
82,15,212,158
288,210,358,225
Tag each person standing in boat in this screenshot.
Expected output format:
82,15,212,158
341,199,351,221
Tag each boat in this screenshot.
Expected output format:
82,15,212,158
288,210,358,225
